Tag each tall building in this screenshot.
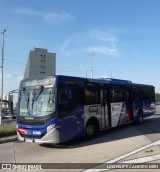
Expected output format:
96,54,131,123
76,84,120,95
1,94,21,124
0,95,13,108
0,95,14,114
24,48,56,79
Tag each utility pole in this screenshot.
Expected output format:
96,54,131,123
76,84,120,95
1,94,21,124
89,52,94,78
110,70,113,78
0,29,6,126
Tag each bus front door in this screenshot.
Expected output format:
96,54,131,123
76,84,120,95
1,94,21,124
125,89,133,122
101,89,110,129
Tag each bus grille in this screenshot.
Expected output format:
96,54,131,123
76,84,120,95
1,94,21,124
17,120,45,126
19,133,45,139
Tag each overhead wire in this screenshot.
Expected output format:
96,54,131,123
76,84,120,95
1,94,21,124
4,58,87,73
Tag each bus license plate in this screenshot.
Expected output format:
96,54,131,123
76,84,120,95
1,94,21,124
25,138,33,143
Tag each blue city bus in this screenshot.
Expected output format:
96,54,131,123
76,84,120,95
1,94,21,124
16,75,156,144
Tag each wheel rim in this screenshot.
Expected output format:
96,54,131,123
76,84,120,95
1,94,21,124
86,124,95,136
139,115,143,122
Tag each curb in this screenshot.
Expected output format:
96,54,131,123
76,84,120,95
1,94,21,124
0,135,17,144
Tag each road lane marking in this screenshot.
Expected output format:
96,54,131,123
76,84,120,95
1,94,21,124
122,154,160,163
83,139,160,172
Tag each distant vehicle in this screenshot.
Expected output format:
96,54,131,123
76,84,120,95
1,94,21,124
12,114,17,119
156,101,160,105
16,75,156,144
2,115,12,120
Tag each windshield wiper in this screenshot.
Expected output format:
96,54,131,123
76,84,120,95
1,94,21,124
32,86,44,108
22,87,30,109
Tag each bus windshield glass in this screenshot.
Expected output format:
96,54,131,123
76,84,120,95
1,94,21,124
19,86,55,117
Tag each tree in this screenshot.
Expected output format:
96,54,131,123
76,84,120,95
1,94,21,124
155,93,160,101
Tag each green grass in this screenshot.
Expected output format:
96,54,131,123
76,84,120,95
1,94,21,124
0,125,16,138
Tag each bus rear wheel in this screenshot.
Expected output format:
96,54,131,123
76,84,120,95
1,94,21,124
85,120,99,139
136,111,143,124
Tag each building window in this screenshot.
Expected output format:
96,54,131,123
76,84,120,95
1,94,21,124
40,56,46,62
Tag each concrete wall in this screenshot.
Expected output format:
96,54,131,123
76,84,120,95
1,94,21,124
1,119,16,127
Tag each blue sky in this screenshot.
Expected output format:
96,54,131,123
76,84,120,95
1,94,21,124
0,0,160,101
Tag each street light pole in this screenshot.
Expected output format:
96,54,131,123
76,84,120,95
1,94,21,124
62,63,87,78
0,29,6,126
89,52,94,78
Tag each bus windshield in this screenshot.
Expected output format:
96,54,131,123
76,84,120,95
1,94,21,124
19,86,55,117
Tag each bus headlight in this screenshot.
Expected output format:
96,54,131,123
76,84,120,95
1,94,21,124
47,124,55,133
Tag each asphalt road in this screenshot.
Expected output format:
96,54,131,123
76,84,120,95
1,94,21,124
0,107,160,172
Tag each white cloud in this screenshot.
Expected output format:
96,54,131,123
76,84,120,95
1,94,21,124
15,8,74,22
44,11,74,22
89,29,118,47
86,46,118,56
60,39,72,56
61,29,120,57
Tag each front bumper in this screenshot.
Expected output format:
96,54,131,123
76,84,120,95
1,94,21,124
17,127,60,144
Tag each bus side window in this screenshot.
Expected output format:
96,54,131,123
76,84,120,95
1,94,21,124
58,88,68,105
111,86,124,103
59,86,76,105
58,83,79,117
85,84,99,105
132,86,142,101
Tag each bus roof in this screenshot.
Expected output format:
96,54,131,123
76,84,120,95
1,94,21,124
20,75,154,88
55,75,154,88
99,77,154,87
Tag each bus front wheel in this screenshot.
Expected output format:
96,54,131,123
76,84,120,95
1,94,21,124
85,120,99,139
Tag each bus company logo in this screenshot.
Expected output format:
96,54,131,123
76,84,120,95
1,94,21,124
25,117,34,120
33,131,41,135
26,125,32,129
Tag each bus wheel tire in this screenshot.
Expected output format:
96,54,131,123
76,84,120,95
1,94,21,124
85,121,98,139
136,112,143,124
